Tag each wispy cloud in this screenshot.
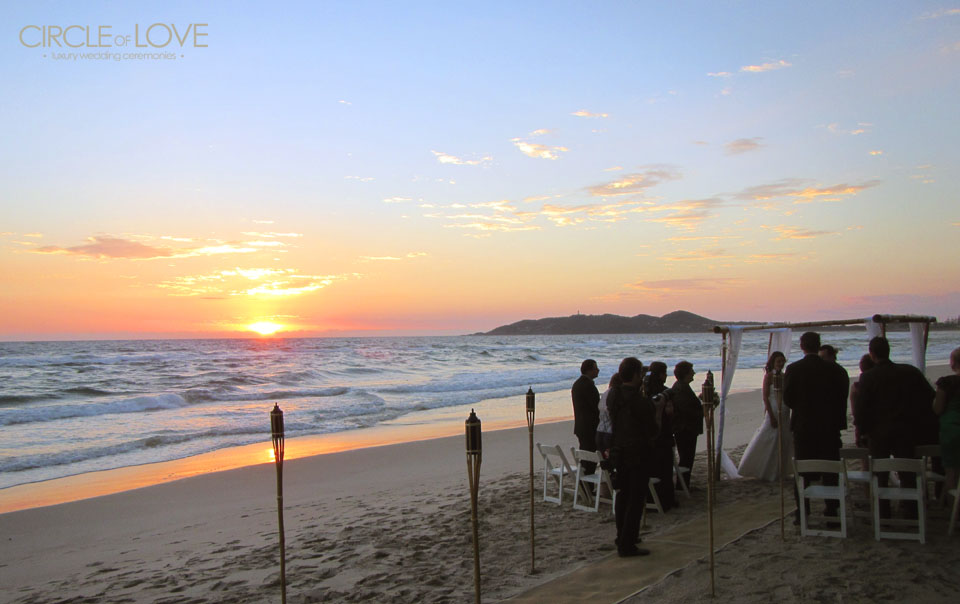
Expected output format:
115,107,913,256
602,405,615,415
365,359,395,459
659,248,733,262
707,71,732,78
571,109,609,118
33,236,268,260
587,167,680,197
431,150,492,166
359,252,428,262
764,225,839,240
825,122,871,136
869,150,884,156
740,59,791,73
735,179,877,203
240,232,302,238
511,138,569,160
627,277,744,292
919,8,960,19
725,137,764,155
158,269,347,297
344,175,375,182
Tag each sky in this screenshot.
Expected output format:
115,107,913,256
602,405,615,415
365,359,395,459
1,1,958,340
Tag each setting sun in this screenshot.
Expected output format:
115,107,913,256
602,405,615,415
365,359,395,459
247,321,283,336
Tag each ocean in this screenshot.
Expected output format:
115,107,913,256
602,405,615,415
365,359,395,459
1,331,956,490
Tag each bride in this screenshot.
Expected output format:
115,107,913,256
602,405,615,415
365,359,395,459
738,351,793,481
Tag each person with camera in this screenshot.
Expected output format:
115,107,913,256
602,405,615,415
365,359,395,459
607,357,662,557
647,361,678,511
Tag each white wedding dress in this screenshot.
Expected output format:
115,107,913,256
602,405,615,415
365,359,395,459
737,398,793,481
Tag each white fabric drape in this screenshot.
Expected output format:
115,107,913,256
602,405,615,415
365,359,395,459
909,322,926,373
768,328,792,361
716,327,743,478
865,317,883,339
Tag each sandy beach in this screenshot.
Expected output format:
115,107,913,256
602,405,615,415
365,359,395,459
2,366,958,603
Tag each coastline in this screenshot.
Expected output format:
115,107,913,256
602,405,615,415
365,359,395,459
1,365,955,603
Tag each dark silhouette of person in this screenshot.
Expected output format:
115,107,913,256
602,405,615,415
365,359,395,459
670,361,702,490
784,331,848,522
572,359,600,474
607,357,657,557
856,336,936,517
648,361,677,511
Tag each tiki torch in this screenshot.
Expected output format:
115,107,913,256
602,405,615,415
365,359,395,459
466,409,482,604
773,367,785,540
701,371,717,597
525,387,536,574
270,403,287,604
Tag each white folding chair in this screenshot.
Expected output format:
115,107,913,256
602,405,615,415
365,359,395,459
794,459,848,538
914,445,946,505
536,443,575,505
570,448,615,512
871,457,926,544
839,447,872,524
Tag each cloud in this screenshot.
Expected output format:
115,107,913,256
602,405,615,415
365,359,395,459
587,167,681,197
511,138,569,160
338,99,352,105
919,8,960,19
604,166,624,172
725,137,764,155
764,225,839,240
359,252,427,262
707,71,732,78
743,252,804,264
35,237,176,259
444,222,541,233
344,175,374,182
626,277,744,292
383,196,413,204
659,248,733,262
240,232,303,238
735,179,877,202
571,109,609,118
33,236,264,260
825,122,871,136
740,59,791,73
529,128,552,136
158,270,346,297
431,150,492,166
869,150,884,156
252,219,274,224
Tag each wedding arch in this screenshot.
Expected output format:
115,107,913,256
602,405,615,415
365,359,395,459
708,314,938,479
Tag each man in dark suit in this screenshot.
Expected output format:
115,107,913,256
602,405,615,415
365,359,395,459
572,358,600,474
855,336,936,517
784,331,848,522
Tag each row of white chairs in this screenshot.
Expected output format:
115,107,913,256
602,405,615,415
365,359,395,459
536,443,690,517
796,446,960,543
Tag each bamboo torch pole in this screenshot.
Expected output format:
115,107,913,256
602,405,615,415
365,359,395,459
466,410,483,604
270,404,287,604
702,372,717,597
774,368,785,540
525,388,536,574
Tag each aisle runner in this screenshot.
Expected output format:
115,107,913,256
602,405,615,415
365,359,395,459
506,493,785,603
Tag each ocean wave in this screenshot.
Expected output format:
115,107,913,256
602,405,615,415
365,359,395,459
379,367,575,395
62,386,115,397
0,393,192,427
182,386,350,404
0,425,279,473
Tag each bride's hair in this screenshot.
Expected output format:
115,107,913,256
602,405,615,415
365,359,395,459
765,351,786,373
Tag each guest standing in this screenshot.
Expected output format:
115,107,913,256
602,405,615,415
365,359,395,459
648,362,677,511
670,361,702,490
608,357,657,557
849,354,876,448
572,359,600,474
783,332,847,522
855,336,935,517
934,347,960,493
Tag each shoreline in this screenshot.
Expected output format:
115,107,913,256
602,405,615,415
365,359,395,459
2,362,950,515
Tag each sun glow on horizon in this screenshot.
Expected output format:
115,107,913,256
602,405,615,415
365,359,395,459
247,321,284,336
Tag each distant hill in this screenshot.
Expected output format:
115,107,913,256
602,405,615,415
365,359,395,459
479,310,726,335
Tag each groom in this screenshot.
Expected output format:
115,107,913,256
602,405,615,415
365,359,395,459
783,331,849,522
